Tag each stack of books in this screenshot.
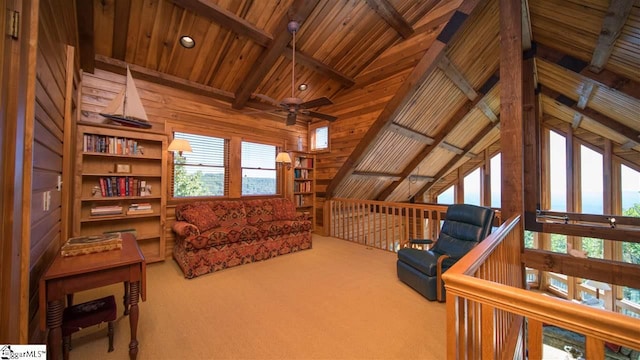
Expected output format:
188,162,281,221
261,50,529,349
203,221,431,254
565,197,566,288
60,232,123,257
90,205,123,216
127,203,152,215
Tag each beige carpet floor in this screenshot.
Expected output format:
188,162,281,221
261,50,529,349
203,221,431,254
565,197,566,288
64,235,447,360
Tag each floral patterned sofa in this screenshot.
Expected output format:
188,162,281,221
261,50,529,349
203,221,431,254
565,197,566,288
172,198,312,279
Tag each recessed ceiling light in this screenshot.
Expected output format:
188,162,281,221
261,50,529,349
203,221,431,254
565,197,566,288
179,35,195,49
298,84,308,91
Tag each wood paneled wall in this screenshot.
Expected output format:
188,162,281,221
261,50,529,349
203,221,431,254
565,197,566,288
28,0,78,342
80,68,308,258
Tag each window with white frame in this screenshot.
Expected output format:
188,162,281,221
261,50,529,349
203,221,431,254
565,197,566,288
310,123,329,151
437,185,454,204
241,141,277,195
464,168,481,206
172,132,227,197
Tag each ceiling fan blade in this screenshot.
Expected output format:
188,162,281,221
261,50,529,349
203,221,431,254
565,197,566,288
286,112,297,126
306,111,337,122
300,97,333,109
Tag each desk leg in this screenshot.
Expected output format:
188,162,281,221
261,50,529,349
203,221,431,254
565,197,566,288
46,300,64,360
128,281,140,360
123,281,130,315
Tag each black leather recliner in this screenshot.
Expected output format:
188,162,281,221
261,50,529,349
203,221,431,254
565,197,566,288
396,204,495,301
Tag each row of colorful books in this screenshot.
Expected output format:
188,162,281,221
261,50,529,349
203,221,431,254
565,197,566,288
83,134,141,155
293,181,312,192
98,177,148,197
294,157,313,168
293,169,310,179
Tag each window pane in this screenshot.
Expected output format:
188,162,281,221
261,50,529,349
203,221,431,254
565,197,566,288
175,133,224,167
549,131,566,211
464,168,481,205
491,153,501,208
173,132,226,198
581,237,603,259
581,145,603,214
174,165,224,197
438,185,454,204
241,141,276,195
621,164,640,216
312,126,328,150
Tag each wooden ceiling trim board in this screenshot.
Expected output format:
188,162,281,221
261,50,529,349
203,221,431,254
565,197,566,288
437,55,478,100
409,175,435,181
388,123,435,144
352,172,401,181
281,46,355,87
171,0,273,47
375,73,499,201
112,0,131,61
232,0,319,109
621,140,639,150
541,90,640,143
536,44,640,99
415,122,498,199
571,112,582,129
476,100,498,122
521,0,532,51
589,0,635,73
439,141,464,154
576,81,595,109
76,0,94,73
364,0,415,39
326,0,484,199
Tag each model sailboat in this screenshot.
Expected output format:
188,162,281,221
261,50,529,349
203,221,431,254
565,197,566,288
100,66,152,129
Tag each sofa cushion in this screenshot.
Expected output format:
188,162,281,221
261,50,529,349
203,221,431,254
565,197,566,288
180,205,220,232
257,220,312,237
210,201,247,227
244,199,275,225
272,198,297,220
184,225,261,250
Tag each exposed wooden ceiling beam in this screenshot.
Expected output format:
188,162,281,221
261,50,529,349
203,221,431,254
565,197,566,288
540,89,640,142
94,55,274,113
439,142,464,155
352,172,401,181
76,0,95,73
409,175,435,182
232,0,319,110
376,74,500,201
571,113,582,129
326,0,484,199
438,56,477,100
415,122,498,198
535,44,640,100
589,0,634,73
388,123,435,144
282,46,355,88
171,0,273,47
364,0,414,39
112,0,131,61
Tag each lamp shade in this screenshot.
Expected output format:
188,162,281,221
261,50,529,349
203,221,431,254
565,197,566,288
275,152,292,164
168,139,192,154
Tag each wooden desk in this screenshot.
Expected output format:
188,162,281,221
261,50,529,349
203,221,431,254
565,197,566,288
39,234,146,360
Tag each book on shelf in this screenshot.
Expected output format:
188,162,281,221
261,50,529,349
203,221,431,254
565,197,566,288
97,176,145,197
127,202,153,215
60,233,123,257
91,205,123,216
83,134,139,155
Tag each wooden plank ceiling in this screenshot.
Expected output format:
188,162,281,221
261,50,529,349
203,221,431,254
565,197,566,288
79,0,640,202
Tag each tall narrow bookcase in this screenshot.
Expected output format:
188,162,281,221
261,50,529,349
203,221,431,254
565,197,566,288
291,152,316,231
73,123,167,263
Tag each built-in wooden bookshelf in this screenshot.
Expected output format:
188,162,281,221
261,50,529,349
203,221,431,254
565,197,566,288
73,123,167,262
291,152,316,231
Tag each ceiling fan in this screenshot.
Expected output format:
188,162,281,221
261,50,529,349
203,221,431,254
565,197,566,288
255,20,338,126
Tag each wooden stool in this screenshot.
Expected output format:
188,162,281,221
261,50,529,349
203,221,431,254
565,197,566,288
62,295,116,360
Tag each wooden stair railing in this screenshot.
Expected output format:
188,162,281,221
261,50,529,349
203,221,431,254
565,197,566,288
443,215,640,359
